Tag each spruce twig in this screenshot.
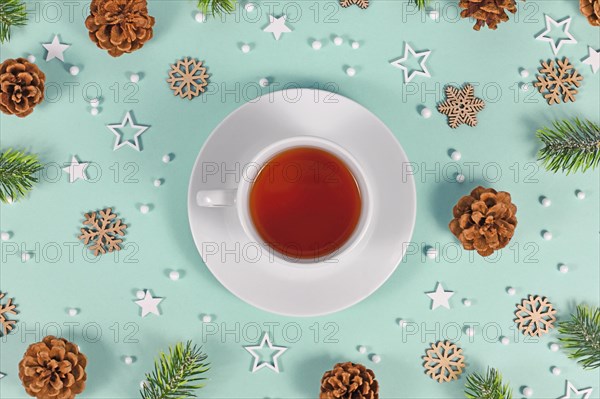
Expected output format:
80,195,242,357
412,0,430,10
140,341,209,399
0,0,27,43
196,0,236,16
536,118,600,174
465,367,512,399
558,305,600,370
0,149,42,203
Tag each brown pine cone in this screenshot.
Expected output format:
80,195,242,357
85,0,155,57
459,0,521,30
0,58,45,118
449,186,517,257
320,362,379,399
18,336,87,399
580,0,600,26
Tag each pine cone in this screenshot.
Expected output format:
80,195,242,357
580,0,600,26
18,336,87,399
320,362,379,399
459,0,520,30
85,0,155,57
449,186,517,257
0,58,45,118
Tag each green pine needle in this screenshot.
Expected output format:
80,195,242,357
196,0,236,16
558,305,600,370
465,368,512,399
0,149,42,203
141,341,209,399
536,118,600,174
0,0,27,43
412,0,430,10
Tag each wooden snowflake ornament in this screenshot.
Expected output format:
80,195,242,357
422,341,466,383
0,291,18,337
437,84,485,128
167,57,210,100
340,0,369,8
534,58,583,105
514,295,557,337
79,208,127,256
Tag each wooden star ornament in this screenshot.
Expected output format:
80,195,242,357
340,0,369,9
437,84,485,128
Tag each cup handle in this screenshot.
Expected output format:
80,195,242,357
196,189,237,207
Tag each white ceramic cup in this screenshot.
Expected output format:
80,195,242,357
196,136,372,264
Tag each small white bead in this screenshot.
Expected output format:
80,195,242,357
162,154,171,163
522,387,533,397
153,179,162,187
202,314,212,323
450,150,462,161
312,40,322,50
428,10,439,20
576,190,586,200
398,319,407,328
371,354,381,364
169,270,180,281
420,107,432,118
456,174,466,183
550,343,560,352
346,67,356,77
506,287,516,296
462,298,472,307
69,66,80,76
90,98,100,107
426,247,438,259
140,380,149,389
521,83,530,91
465,327,475,337
21,252,31,262
259,78,270,87
130,73,140,83
541,197,551,207
500,336,510,345
6,196,13,204
140,205,150,214
124,356,134,365
520,69,530,78
333,36,343,46
27,54,36,63
90,108,99,116
351,41,360,49
241,44,251,53
136,290,146,299
551,366,561,375
195,12,206,23
559,264,569,273
1,231,11,241
68,308,78,316
244,2,255,12
543,230,553,240
358,345,367,353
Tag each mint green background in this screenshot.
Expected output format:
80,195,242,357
1,0,599,398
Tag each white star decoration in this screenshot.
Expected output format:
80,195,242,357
63,156,89,183
582,47,599,74
559,381,593,399
426,282,454,310
107,111,149,152
535,15,577,55
263,15,291,40
0,372,5,379
135,290,163,317
390,43,431,84
42,35,70,62
244,332,288,373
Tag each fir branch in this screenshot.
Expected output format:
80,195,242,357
196,0,236,16
141,341,209,399
558,304,600,370
0,0,27,43
465,368,512,399
0,149,42,203
536,118,600,174
411,0,430,10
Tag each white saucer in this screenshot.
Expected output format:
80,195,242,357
188,89,416,316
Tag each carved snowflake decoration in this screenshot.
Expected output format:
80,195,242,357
340,0,369,9
0,291,18,337
422,341,466,383
167,57,210,100
437,84,486,128
534,58,583,105
514,295,557,337
78,208,127,256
